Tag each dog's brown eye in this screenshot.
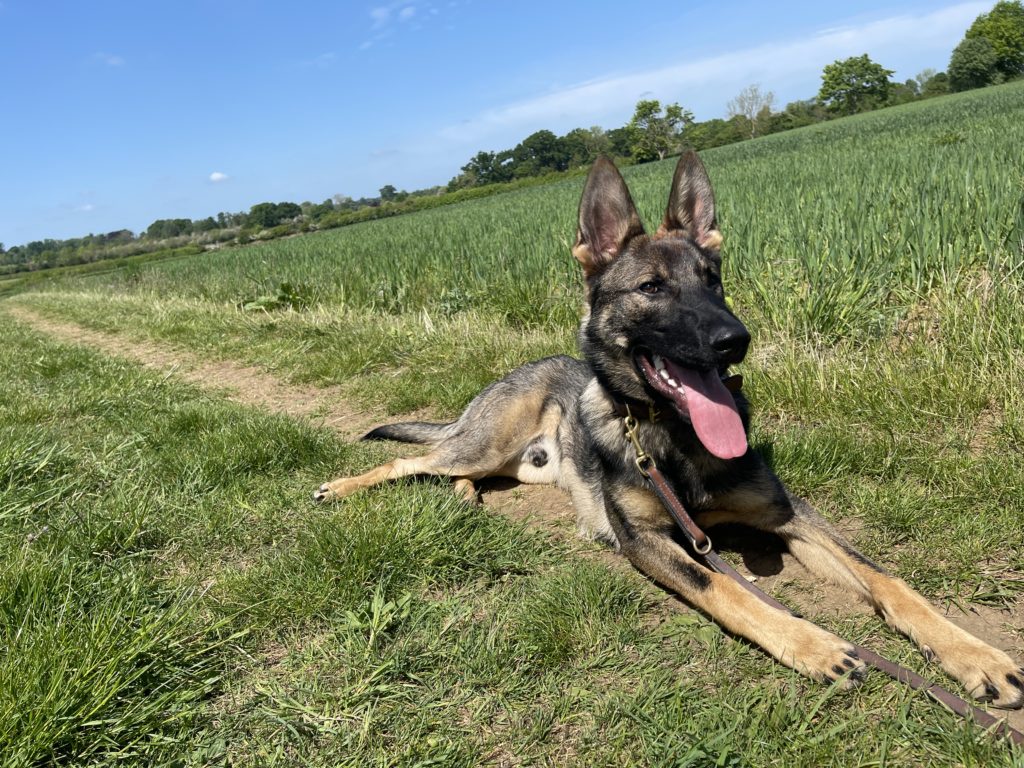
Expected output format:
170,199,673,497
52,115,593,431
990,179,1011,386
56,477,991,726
638,281,660,295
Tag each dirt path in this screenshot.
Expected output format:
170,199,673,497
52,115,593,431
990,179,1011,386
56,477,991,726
6,306,378,438
8,304,1024,731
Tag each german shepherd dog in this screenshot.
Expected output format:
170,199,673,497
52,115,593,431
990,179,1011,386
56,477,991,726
315,153,1024,706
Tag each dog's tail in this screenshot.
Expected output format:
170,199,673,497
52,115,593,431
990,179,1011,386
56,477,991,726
361,421,456,447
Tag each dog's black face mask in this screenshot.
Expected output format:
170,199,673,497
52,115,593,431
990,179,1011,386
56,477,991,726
573,153,750,459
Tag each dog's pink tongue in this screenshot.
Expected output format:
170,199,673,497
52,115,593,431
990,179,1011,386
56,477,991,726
671,365,747,459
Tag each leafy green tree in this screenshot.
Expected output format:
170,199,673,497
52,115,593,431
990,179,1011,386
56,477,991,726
247,204,278,229
949,36,1000,90
760,99,829,133
818,54,894,115
628,99,693,162
310,199,335,220
379,185,398,202
685,118,743,151
561,126,610,167
605,127,633,158
914,69,951,98
888,79,921,106
920,71,951,97
248,202,302,229
965,0,1024,78
511,129,570,177
145,218,192,239
218,211,249,228
457,150,514,187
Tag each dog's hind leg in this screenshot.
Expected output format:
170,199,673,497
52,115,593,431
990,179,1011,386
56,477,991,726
313,452,475,503
702,493,1024,708
314,387,566,503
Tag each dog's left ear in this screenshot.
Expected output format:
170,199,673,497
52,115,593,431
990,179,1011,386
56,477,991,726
657,151,723,252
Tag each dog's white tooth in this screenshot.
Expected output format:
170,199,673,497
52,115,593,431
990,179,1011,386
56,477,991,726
659,369,670,380
666,377,679,387
654,356,665,370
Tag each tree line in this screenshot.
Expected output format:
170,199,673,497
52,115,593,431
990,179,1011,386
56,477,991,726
3,1,1021,276
446,1,1023,189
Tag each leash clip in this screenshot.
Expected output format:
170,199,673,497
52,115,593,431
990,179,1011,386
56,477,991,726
623,406,656,477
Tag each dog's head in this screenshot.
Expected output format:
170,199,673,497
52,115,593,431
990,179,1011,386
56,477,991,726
573,152,750,460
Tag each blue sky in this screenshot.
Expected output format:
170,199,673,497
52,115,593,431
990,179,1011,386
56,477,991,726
0,0,988,246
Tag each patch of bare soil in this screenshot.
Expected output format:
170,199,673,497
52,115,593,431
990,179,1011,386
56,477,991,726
7,306,377,438
11,305,1024,731
968,402,1003,457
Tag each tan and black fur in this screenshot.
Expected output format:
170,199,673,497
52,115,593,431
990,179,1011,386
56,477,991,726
315,153,1024,706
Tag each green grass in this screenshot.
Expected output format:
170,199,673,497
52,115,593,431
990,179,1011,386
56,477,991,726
3,82,1024,765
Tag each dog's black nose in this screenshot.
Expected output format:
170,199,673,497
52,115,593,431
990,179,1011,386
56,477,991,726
710,324,750,364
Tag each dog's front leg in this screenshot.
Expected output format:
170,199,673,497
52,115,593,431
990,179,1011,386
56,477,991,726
704,492,1024,708
609,486,865,685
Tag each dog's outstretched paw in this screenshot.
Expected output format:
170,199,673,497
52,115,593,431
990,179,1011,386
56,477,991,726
312,483,335,504
935,643,1024,709
825,650,868,687
964,665,1024,709
783,623,867,690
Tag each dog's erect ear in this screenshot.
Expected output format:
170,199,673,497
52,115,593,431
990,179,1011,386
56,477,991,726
658,151,723,251
572,157,645,278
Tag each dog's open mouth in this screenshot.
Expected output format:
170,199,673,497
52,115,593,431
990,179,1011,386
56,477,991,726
635,352,747,460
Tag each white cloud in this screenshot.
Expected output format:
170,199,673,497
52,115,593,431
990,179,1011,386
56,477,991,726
76,203,96,212
362,1,429,48
93,52,125,67
370,6,391,29
209,172,229,183
437,2,987,145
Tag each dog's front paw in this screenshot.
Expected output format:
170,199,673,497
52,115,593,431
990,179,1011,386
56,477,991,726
934,642,1024,708
780,621,867,689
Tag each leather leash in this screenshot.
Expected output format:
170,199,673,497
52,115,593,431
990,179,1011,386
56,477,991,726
621,405,1024,747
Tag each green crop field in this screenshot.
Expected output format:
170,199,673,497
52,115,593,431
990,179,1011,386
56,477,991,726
3,81,1024,765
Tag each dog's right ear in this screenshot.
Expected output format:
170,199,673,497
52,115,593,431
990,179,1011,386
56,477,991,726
572,157,645,278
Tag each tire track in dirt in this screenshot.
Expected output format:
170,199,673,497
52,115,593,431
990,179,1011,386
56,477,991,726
6,305,378,438
9,304,1024,730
